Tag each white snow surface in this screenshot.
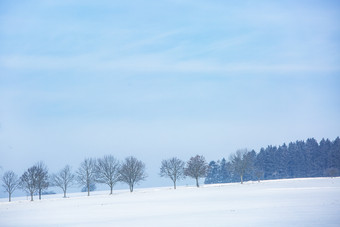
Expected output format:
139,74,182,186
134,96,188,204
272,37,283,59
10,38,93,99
1,177,340,226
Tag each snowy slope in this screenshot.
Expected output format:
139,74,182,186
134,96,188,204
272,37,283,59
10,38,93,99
0,177,339,226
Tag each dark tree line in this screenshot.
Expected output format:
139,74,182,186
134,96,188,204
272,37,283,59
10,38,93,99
205,137,340,184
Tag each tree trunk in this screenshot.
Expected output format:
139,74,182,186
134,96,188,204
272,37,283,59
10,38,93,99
174,180,176,189
240,175,243,184
87,187,90,196
110,186,113,195
39,189,41,200
130,184,133,192
9,193,11,202
30,192,34,201
64,185,67,198
196,177,199,187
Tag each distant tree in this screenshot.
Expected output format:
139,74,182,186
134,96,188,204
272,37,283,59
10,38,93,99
77,158,97,196
204,161,219,184
35,162,49,200
254,169,264,183
329,137,340,171
230,149,253,184
42,190,56,195
184,155,208,187
81,183,96,192
96,155,120,194
20,165,39,201
119,156,147,192
324,167,339,178
50,165,75,198
2,171,19,202
160,157,185,189
219,158,235,183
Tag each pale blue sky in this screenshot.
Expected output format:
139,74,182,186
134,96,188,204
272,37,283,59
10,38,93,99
0,0,340,194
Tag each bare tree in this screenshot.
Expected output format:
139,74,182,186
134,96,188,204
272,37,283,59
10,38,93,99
77,158,97,196
229,149,253,184
50,165,75,198
254,168,264,183
325,167,339,178
119,156,147,192
160,157,185,189
35,162,49,200
96,155,120,194
2,171,19,202
20,166,39,201
184,155,208,187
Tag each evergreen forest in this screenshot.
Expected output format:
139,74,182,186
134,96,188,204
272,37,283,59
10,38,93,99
205,137,340,184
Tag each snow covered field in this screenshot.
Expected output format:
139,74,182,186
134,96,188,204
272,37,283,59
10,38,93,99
1,177,339,226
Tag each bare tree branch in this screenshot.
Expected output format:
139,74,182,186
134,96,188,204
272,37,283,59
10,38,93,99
229,149,254,184
119,156,147,192
96,155,120,194
35,162,49,200
2,171,19,202
184,155,208,187
160,157,185,189
20,166,39,201
51,165,75,198
76,158,97,196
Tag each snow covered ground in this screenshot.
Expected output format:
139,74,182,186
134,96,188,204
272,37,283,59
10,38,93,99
0,177,339,226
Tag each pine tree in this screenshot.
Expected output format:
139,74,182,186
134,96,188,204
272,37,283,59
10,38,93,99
204,161,219,184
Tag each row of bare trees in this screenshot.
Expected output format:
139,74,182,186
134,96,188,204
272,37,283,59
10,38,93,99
75,156,147,196
1,162,49,202
2,154,211,202
1,155,146,202
160,155,208,189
